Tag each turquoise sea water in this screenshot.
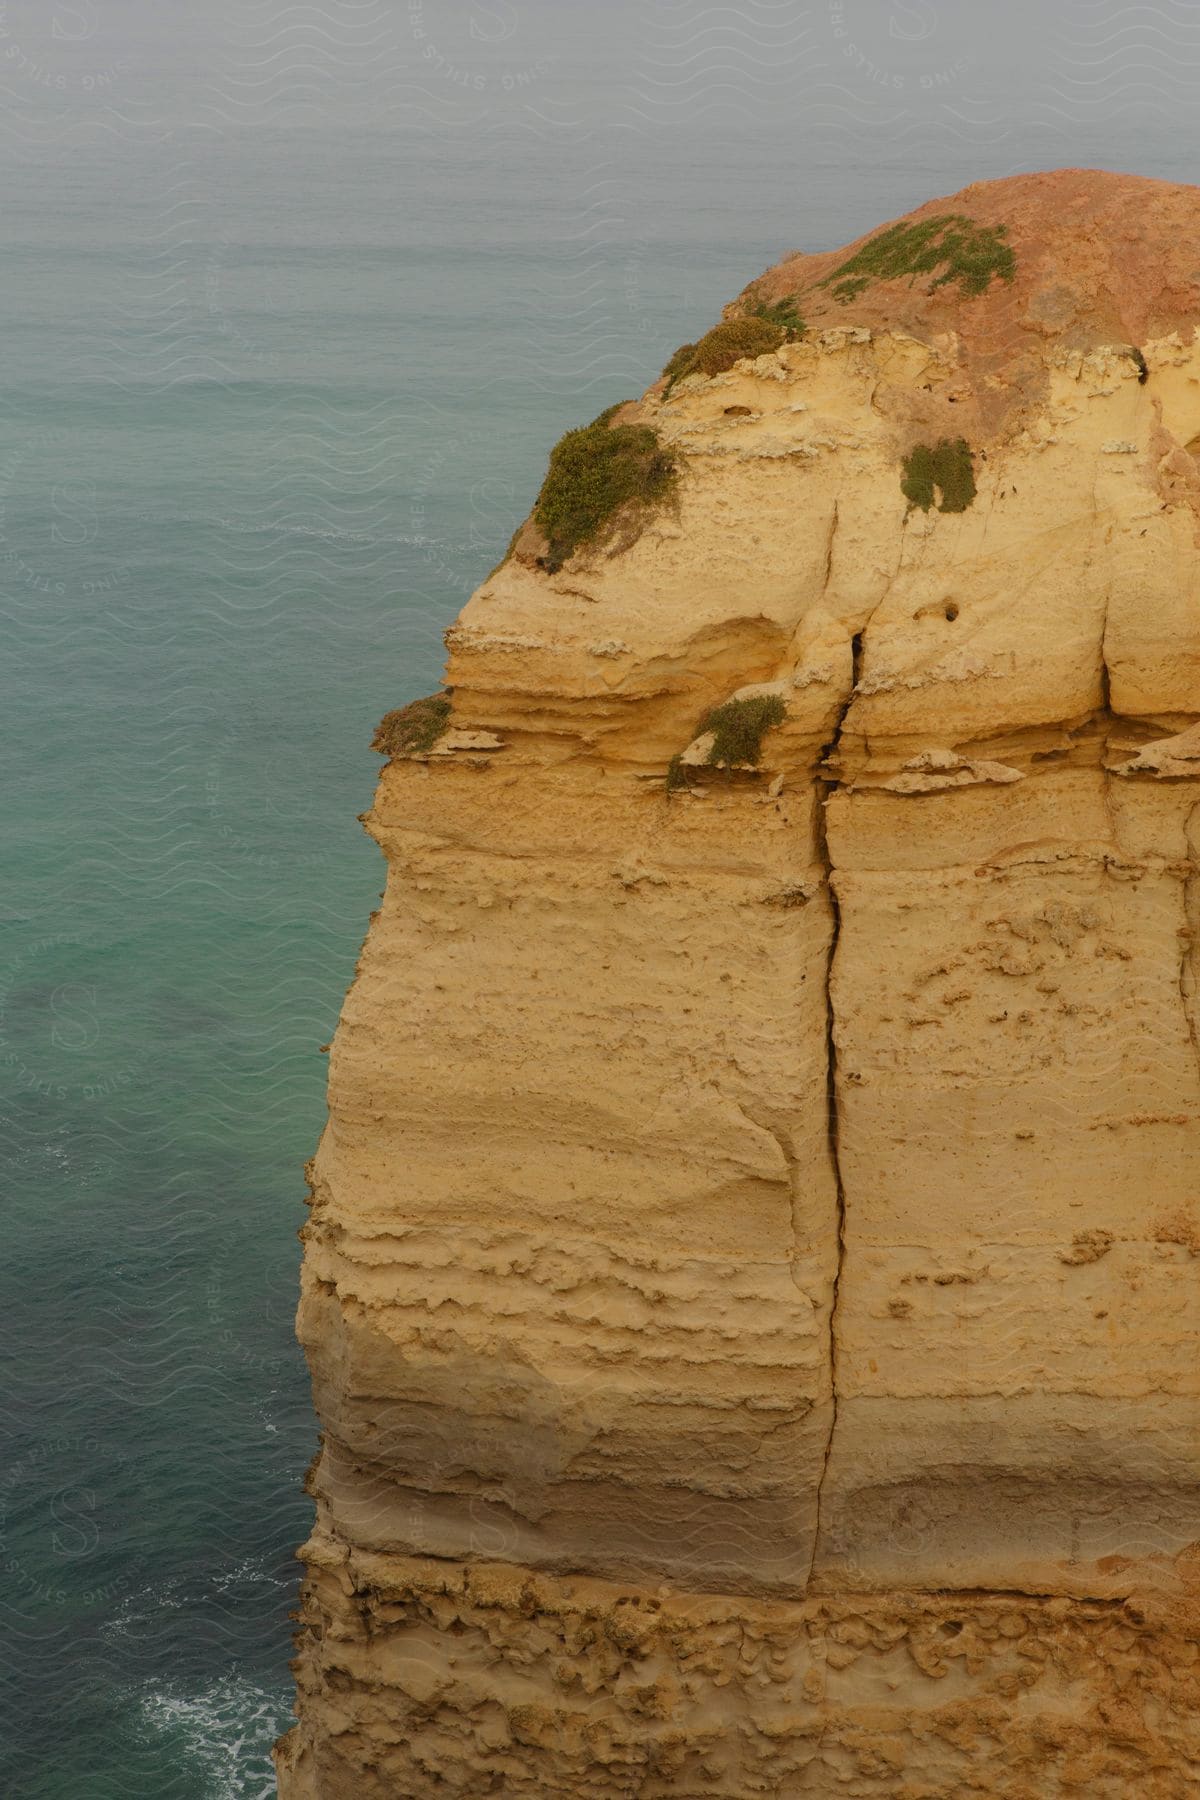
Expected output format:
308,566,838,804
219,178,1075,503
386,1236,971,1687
2,4,1198,1792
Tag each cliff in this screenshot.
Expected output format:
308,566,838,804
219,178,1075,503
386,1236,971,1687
275,171,1200,1797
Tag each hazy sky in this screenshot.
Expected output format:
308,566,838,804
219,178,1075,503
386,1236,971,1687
4,0,1198,183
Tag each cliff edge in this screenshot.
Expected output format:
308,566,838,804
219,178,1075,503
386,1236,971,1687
276,170,1200,1797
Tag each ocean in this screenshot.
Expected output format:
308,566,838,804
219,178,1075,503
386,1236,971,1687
1,2,1196,1792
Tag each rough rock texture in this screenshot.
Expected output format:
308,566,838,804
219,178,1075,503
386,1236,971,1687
276,172,1200,1796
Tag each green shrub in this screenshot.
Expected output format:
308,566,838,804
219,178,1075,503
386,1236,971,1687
661,342,698,388
372,693,452,757
821,214,1015,304
901,439,976,513
901,444,936,510
533,406,678,572
662,316,787,393
751,295,806,335
701,693,787,766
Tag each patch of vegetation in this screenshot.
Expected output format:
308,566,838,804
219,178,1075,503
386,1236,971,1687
372,692,452,758
662,315,789,393
821,214,1015,304
1128,346,1149,385
701,693,787,767
901,439,977,514
689,318,785,375
533,406,678,573
661,341,698,388
750,295,806,336
665,753,689,792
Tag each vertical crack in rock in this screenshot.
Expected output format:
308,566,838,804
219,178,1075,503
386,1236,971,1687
1098,592,1120,849
806,632,862,1587
823,499,839,593
1181,803,1200,1091
1099,612,1112,721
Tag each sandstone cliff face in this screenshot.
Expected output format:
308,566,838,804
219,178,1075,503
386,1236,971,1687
276,172,1200,1797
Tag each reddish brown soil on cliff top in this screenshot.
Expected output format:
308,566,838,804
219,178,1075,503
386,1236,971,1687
745,170,1200,356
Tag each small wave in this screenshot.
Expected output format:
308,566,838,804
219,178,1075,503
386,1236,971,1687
210,1554,277,1597
102,1576,189,1643
138,1675,288,1799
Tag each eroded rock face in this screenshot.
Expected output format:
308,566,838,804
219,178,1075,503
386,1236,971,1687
276,171,1200,1797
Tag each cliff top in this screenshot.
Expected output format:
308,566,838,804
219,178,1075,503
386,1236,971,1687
444,166,1200,745
741,169,1200,364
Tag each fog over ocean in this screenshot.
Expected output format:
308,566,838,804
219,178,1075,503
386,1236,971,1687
2,2,1198,1791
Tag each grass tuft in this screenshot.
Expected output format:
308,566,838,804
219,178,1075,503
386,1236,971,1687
821,214,1015,304
533,406,677,573
372,693,452,758
701,693,787,767
901,439,976,514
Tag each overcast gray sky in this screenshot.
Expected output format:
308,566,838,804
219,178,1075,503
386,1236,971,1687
4,0,1197,180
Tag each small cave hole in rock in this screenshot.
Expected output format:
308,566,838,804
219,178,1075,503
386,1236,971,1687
944,604,959,622
941,1620,964,1637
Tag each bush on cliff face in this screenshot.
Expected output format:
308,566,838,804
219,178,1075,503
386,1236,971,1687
533,406,678,573
821,214,1015,303
372,693,452,758
662,340,699,389
702,693,787,766
662,314,794,394
665,693,787,790
901,439,977,514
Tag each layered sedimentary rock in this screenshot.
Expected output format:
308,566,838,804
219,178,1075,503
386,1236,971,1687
276,171,1200,1796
